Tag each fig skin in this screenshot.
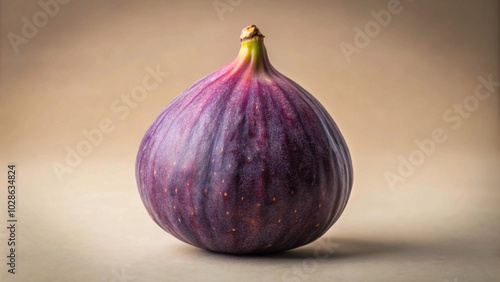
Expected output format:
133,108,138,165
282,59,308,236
136,25,352,254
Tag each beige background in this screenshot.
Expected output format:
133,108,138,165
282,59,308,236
1,0,499,281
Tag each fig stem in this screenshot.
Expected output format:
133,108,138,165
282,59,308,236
240,25,264,42
234,25,271,74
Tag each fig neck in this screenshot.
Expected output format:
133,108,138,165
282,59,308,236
232,25,273,75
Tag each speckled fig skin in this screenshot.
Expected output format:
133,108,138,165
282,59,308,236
136,25,352,254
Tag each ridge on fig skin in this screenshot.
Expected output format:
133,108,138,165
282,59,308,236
136,26,352,254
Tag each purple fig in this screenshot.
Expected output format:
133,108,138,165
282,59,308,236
136,25,352,254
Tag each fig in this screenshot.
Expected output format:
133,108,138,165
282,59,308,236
136,25,352,254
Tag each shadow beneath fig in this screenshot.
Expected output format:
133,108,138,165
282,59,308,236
170,236,418,261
